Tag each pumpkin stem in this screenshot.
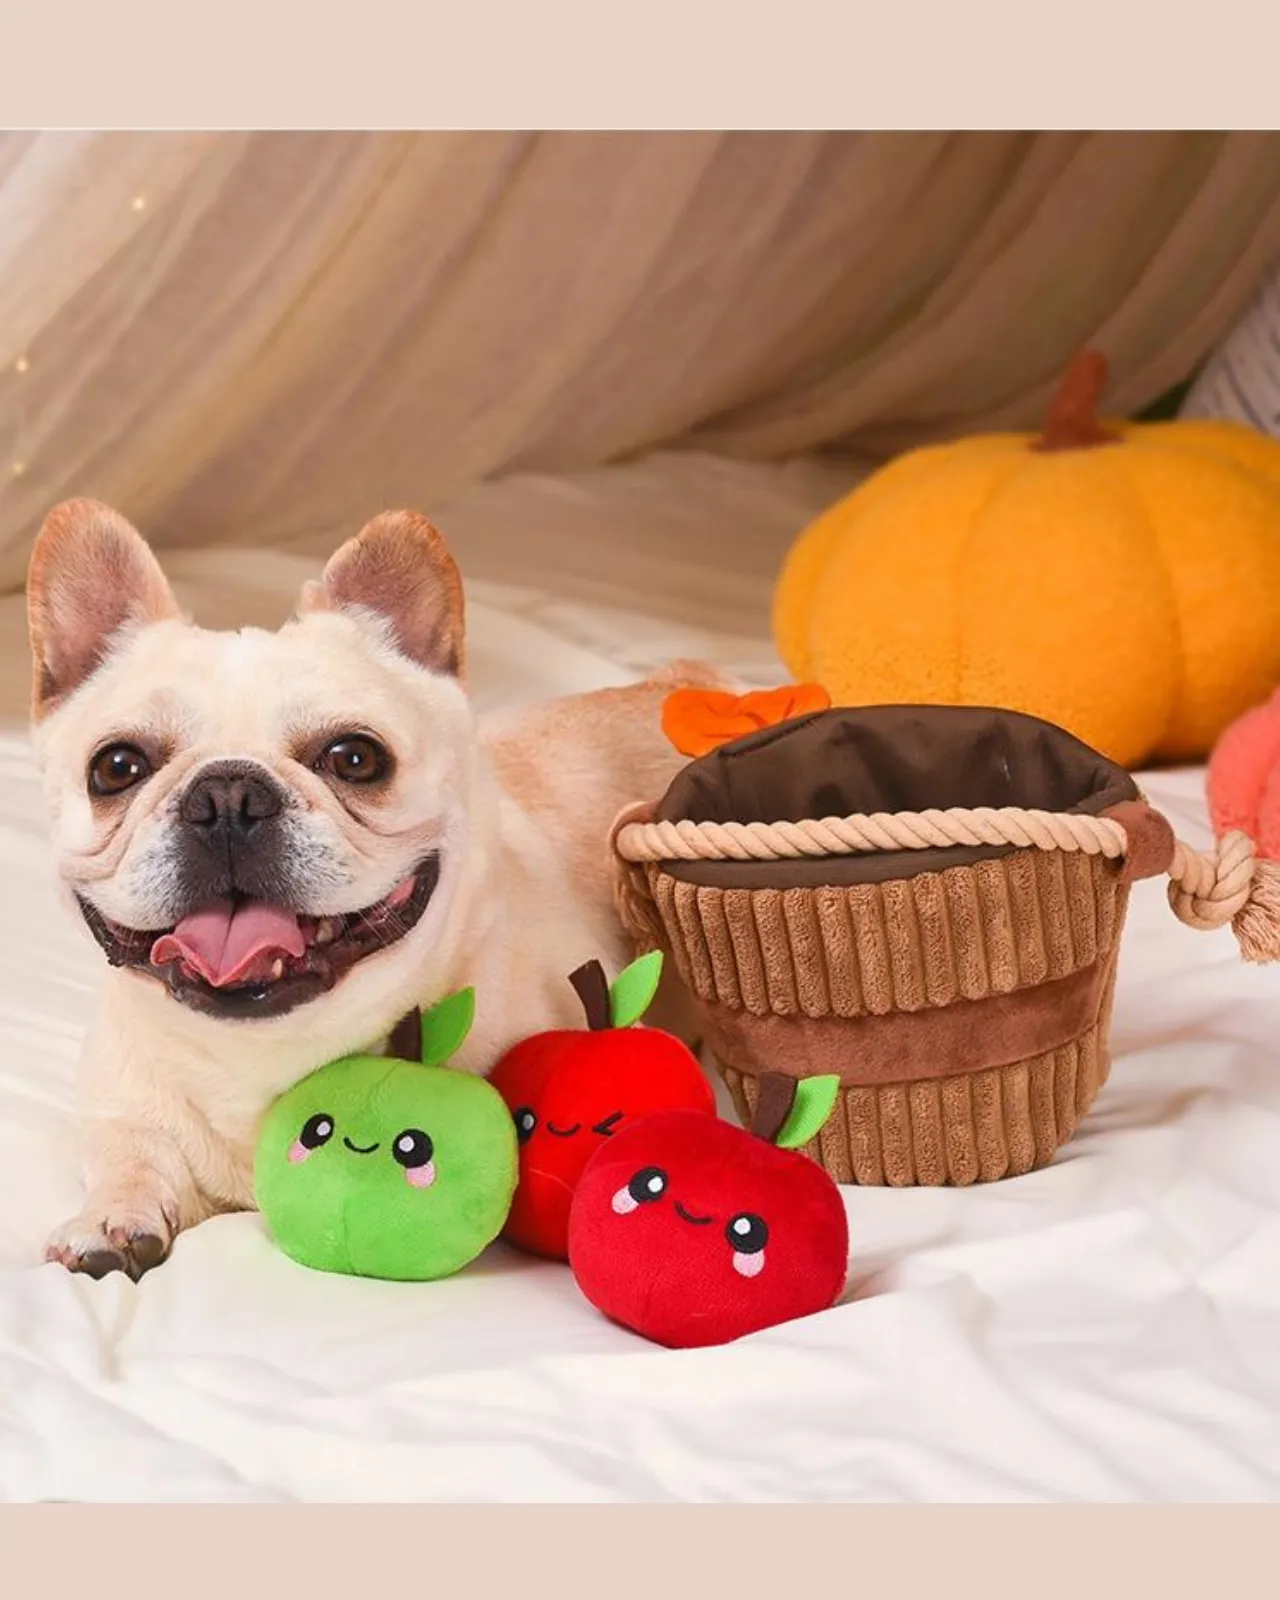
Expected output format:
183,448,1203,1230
1033,349,1118,452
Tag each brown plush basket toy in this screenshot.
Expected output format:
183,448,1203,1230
612,692,1270,1187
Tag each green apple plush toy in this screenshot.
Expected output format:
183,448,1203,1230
254,989,517,1280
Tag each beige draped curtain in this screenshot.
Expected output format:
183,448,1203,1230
0,129,1278,601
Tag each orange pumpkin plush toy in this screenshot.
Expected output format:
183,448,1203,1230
774,351,1280,769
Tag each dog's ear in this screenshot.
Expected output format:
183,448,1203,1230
27,499,181,720
299,510,465,680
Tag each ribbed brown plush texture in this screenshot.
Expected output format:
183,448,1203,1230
719,994,1115,1185
616,848,1129,1185
636,850,1119,1015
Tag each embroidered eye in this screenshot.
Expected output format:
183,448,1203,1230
300,1114,334,1149
392,1128,436,1188
727,1212,768,1277
612,1166,667,1214
392,1129,433,1168
629,1167,667,1203
513,1107,537,1143
289,1113,334,1164
592,1111,623,1137
726,1212,767,1253
88,742,152,797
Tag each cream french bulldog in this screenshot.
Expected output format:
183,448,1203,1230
28,499,713,1279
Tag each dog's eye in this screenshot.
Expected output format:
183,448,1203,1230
88,742,152,797
392,1128,433,1168
314,734,390,785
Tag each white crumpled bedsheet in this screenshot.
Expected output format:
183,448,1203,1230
1,574,1278,1502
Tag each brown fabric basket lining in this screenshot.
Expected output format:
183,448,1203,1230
658,704,1139,888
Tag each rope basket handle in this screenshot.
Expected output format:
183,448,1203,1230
630,684,1280,964
610,797,1280,963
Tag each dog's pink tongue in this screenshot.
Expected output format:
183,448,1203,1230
151,901,306,987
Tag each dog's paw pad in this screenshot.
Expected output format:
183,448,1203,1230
114,1230,169,1277
74,1246,132,1280
46,1215,174,1280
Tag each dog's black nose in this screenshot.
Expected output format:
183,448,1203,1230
180,760,285,839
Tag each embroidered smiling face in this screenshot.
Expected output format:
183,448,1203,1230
567,1084,849,1349
254,992,517,1280
489,954,715,1260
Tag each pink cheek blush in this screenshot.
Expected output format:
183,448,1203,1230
733,1251,765,1279
287,1141,310,1165
405,1161,436,1189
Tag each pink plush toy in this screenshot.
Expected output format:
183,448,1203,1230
1209,688,1280,860
1206,689,1280,961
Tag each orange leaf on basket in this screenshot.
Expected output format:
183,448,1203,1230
661,683,831,758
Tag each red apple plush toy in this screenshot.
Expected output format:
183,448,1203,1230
490,951,715,1260
567,1073,848,1348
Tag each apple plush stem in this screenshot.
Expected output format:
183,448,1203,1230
568,950,665,1032
751,1071,841,1149
750,1074,798,1143
569,960,612,1031
387,1008,422,1061
384,989,476,1067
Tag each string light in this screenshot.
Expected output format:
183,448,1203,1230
3,190,147,490
8,354,30,482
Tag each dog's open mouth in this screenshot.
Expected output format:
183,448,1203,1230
78,854,441,1020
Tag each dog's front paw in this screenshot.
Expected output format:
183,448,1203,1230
45,1201,177,1281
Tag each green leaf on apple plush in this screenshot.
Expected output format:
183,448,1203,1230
608,950,664,1029
775,1074,840,1150
420,987,476,1067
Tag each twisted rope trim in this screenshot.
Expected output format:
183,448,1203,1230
614,808,1265,942
615,806,1128,864
1166,831,1255,930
